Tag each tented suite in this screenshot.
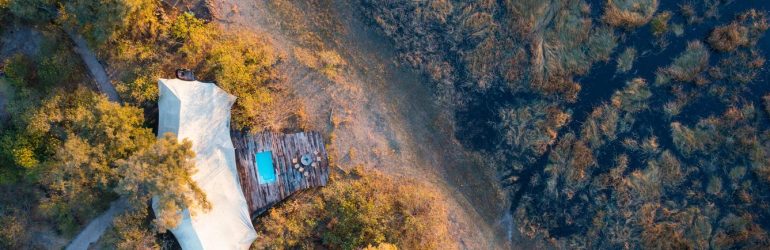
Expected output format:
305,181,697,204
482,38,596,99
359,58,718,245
157,78,256,249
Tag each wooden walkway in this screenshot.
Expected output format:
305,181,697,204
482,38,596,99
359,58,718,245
232,131,329,216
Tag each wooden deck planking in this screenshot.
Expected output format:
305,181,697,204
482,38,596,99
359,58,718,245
232,131,329,216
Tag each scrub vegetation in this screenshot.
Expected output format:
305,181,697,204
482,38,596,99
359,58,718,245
252,167,454,250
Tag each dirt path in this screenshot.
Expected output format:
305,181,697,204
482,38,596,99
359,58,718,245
64,30,126,250
66,30,122,103
212,0,508,248
66,198,128,250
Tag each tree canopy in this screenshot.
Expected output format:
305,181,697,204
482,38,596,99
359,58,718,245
116,133,208,232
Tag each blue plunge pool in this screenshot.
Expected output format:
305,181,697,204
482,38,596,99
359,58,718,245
256,151,276,184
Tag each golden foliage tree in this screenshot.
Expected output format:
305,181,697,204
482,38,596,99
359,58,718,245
115,133,209,232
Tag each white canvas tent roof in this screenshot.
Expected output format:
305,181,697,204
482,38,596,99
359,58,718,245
157,78,256,249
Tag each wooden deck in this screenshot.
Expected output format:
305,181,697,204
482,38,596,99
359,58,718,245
232,131,329,216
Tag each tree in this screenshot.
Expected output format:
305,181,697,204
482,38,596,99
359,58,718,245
6,0,57,24
200,29,281,130
38,135,113,235
103,208,159,250
19,88,154,234
115,133,209,232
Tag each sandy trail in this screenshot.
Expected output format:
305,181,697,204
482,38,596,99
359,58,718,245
211,0,508,248
66,198,128,250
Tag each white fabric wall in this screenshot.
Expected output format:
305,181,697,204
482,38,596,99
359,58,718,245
157,78,256,250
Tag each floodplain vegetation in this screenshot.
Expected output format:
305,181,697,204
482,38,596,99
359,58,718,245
361,0,770,248
0,0,450,249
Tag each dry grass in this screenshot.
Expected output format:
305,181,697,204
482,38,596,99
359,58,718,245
293,47,346,80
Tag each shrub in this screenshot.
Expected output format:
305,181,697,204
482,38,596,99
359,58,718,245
711,214,770,249
0,212,29,249
581,104,620,149
544,133,595,197
103,208,159,249
199,30,283,130
679,3,701,24
587,26,618,62
3,54,33,88
253,167,455,249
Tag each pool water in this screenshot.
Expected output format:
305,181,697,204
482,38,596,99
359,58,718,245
256,151,276,184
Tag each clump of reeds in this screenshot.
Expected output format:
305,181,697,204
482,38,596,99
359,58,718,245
670,122,707,156
603,0,659,29
497,102,570,163
544,133,596,197
679,3,701,24
616,47,637,73
528,1,618,102
650,11,672,37
611,78,652,113
738,9,769,46
581,104,620,149
764,94,770,116
713,50,765,84
661,41,710,84
708,22,749,52
671,23,684,37
711,214,770,249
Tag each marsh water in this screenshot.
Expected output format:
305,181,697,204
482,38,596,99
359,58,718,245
453,0,770,241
